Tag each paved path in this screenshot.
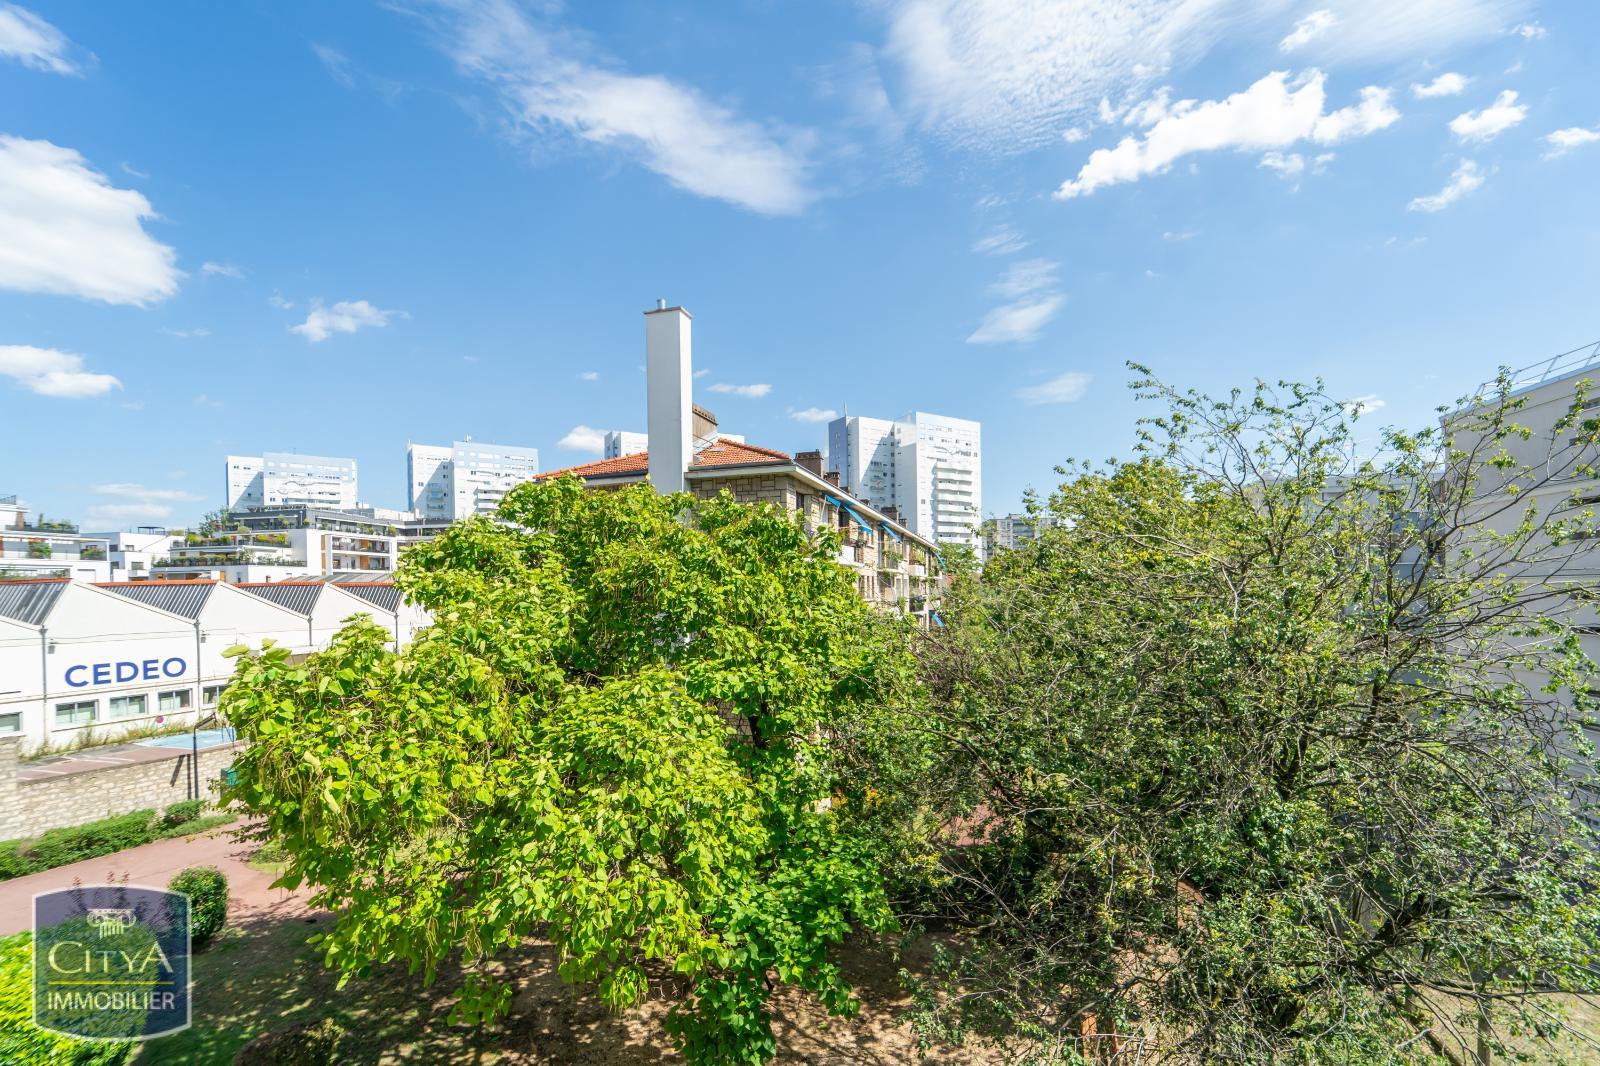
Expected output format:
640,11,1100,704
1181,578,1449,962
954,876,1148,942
0,820,320,936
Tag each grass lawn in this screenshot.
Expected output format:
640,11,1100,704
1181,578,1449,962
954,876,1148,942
130,915,979,1065
128,911,1600,1065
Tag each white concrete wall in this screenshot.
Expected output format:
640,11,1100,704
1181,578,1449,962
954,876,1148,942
645,305,693,494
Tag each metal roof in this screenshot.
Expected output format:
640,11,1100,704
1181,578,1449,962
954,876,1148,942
0,580,66,626
339,584,401,612
236,582,325,616
99,581,216,620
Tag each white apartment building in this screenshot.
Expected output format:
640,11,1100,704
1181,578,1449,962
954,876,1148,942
984,512,1061,555
0,496,111,583
407,439,540,521
604,430,649,459
0,575,429,751
826,412,983,551
225,452,359,511
153,506,398,583
89,529,179,581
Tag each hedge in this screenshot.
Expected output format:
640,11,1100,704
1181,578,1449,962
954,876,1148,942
0,932,131,1065
0,803,231,882
169,866,228,947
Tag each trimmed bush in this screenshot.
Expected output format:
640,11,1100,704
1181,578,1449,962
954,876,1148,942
157,799,205,831
169,866,228,947
12,811,154,875
0,932,132,1065
0,806,236,882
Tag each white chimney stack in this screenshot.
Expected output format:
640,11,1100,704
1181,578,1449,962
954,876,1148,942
644,300,692,494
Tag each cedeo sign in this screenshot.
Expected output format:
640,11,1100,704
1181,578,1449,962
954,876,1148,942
64,658,187,688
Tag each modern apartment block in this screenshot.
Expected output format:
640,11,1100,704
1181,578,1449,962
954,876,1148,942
984,512,1061,555
151,505,399,582
407,439,540,520
826,412,983,551
0,495,110,582
225,452,359,511
604,431,649,459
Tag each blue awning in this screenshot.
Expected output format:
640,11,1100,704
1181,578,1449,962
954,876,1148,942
930,610,945,627
823,494,873,532
881,523,902,543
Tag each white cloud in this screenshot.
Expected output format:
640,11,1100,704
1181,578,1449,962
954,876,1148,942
1512,21,1546,40
290,299,399,342
92,483,203,503
989,258,1058,299
709,382,773,398
0,136,180,305
1055,72,1397,199
200,261,244,279
1259,151,1305,177
880,0,1518,152
0,2,84,74
968,294,1064,344
312,42,355,88
1162,228,1200,241
0,344,120,397
1449,89,1527,143
85,502,175,527
969,258,1063,344
1544,126,1600,159
1407,159,1484,212
1280,10,1336,52
558,424,605,453
193,394,223,408
1412,72,1469,98
972,225,1028,255
1346,394,1385,414
1017,371,1092,405
161,326,210,339
408,0,813,215
1061,125,1087,143
267,291,294,310
693,367,710,379
578,370,599,382
790,407,839,423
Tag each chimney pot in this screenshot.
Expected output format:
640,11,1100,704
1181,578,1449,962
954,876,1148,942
795,450,823,476
656,298,667,310
823,470,841,487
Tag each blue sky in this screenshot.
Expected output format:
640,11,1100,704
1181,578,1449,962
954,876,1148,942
2,0,1598,530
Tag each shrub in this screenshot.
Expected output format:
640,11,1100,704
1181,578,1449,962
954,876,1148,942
169,866,228,946
157,800,205,830
16,811,154,873
0,932,132,1065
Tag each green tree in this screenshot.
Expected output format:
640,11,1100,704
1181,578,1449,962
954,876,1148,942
221,477,915,1065
908,371,1600,1064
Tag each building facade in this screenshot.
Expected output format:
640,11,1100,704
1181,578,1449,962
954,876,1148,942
604,431,649,459
983,512,1061,555
152,506,398,582
825,412,983,552
0,496,110,582
407,439,540,521
539,304,945,622
0,576,428,752
225,452,359,511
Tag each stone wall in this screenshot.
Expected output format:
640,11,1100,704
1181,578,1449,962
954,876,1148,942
0,736,241,840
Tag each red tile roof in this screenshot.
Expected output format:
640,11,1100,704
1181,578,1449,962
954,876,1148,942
540,439,791,481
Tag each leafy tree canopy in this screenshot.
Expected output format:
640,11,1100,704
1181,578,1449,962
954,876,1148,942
223,478,916,1065
907,371,1600,1064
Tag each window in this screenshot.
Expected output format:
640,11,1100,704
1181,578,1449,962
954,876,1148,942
55,700,96,728
158,689,193,713
202,684,226,707
0,713,19,734
109,694,147,720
